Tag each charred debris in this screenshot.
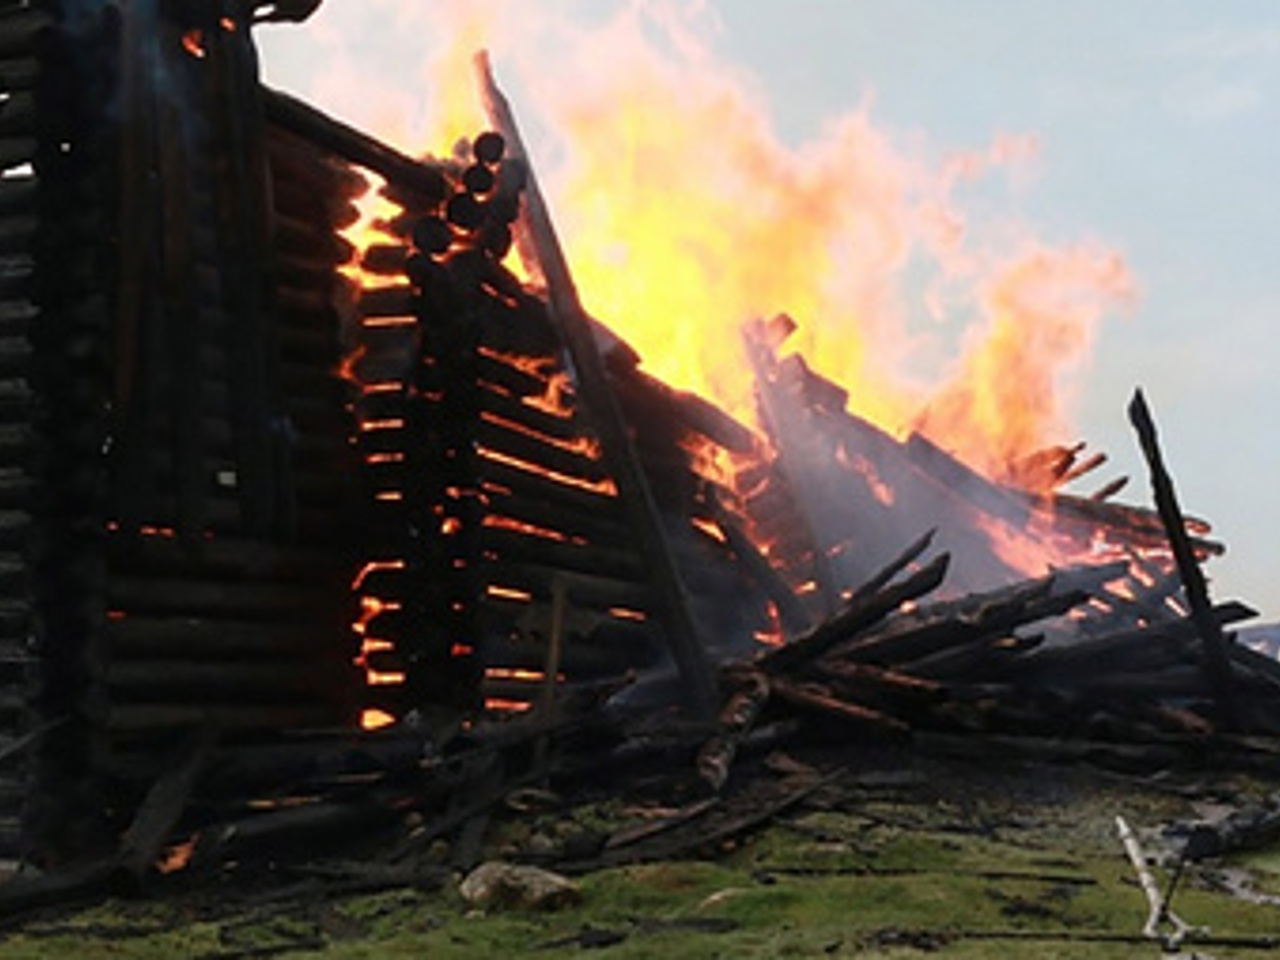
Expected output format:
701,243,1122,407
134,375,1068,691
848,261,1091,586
0,0,1276,915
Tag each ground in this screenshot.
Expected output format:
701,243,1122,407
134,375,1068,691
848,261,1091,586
2,748,1280,958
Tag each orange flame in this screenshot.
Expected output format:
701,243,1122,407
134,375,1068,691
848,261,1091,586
279,5,1135,474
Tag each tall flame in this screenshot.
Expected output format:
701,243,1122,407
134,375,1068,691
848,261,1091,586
267,0,1135,475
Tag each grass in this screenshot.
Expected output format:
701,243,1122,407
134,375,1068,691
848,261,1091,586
1,757,1279,958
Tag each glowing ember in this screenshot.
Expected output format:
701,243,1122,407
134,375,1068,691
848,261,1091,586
486,584,534,603
479,410,599,459
181,29,207,59
361,708,396,730
482,514,578,544
608,606,647,622
485,698,533,713
157,835,199,875
351,559,405,591
690,516,727,544
485,667,549,682
477,445,619,496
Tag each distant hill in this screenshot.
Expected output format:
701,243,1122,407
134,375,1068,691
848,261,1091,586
1236,623,1280,658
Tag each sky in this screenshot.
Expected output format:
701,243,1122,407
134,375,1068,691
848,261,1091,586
257,1,1280,621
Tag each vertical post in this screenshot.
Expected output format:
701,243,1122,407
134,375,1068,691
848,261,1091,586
1127,388,1235,726
475,53,716,717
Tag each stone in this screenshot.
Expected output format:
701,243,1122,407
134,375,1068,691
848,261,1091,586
458,861,582,911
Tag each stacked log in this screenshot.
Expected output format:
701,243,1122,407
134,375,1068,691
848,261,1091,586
0,2,369,862
88,8,360,787
329,114,778,721
0,0,53,861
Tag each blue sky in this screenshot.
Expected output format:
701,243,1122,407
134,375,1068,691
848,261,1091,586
259,2,1280,620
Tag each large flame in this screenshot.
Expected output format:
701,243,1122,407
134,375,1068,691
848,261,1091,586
268,0,1135,476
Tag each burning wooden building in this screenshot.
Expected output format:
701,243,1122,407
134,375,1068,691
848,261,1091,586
0,0,1275,890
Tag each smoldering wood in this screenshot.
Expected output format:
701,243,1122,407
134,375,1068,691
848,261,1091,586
481,493,633,546
117,735,213,878
1093,568,1185,625
266,134,368,204
759,553,950,675
473,417,610,485
992,603,1253,684
189,797,403,872
475,630,652,680
812,660,943,700
358,285,416,319
846,528,938,603
826,583,1067,669
1090,475,1130,501
476,307,564,360
271,174,362,230
1010,443,1083,490
897,632,1044,682
619,367,758,456
361,243,410,276
1051,490,1222,556
477,526,646,583
477,560,651,610
903,433,1033,528
477,457,620,516
1058,450,1108,487
479,387,588,445
477,351,557,398
275,209,355,262
770,678,909,735
704,488,809,636
743,325,843,613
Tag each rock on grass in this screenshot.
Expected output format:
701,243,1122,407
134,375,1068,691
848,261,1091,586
459,862,582,911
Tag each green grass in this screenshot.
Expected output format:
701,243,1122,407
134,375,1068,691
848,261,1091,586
2,762,1279,958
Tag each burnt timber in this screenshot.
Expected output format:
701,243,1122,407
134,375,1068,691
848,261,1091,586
0,0,1273,901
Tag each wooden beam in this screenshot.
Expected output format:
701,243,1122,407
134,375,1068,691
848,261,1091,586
1128,388,1237,725
474,52,716,717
